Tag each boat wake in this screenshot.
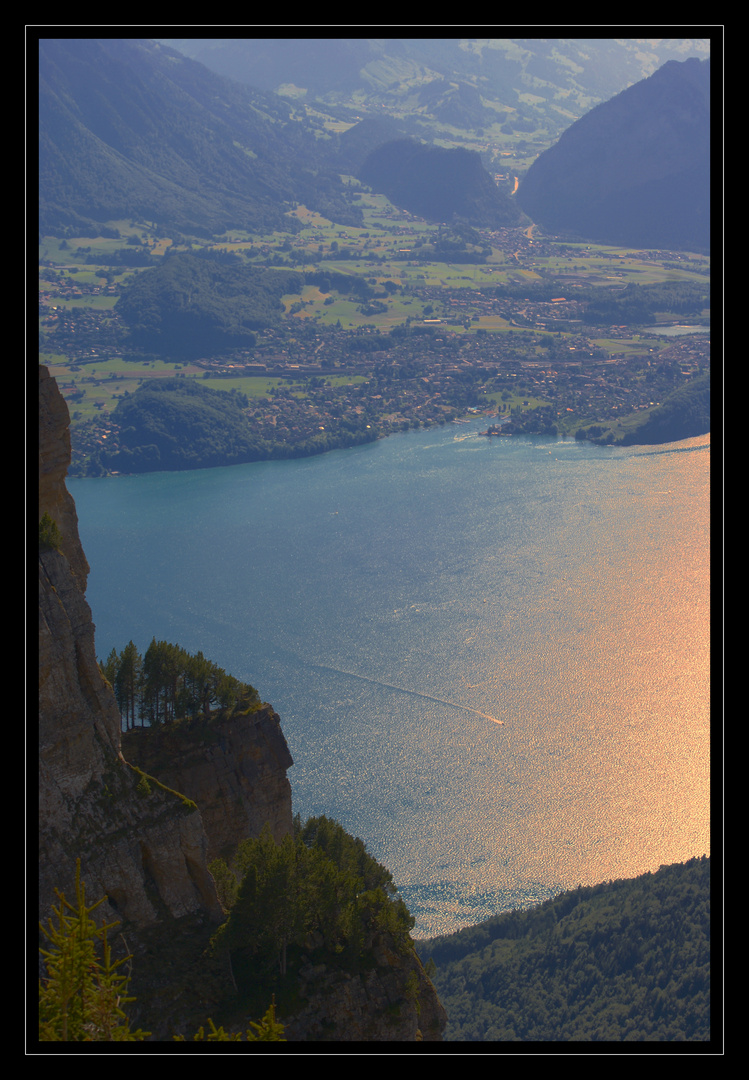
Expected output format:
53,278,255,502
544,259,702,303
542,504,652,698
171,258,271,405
306,660,504,725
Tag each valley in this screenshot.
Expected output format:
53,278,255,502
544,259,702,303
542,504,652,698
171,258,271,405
39,196,710,476
35,33,716,1045
37,37,712,477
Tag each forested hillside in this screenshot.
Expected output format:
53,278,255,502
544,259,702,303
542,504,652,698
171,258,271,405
100,376,378,475
516,58,710,251
39,37,361,235
358,138,521,227
115,251,302,356
616,372,710,446
105,379,268,473
417,857,710,1042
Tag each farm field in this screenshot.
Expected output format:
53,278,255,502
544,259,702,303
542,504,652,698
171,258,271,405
38,185,709,472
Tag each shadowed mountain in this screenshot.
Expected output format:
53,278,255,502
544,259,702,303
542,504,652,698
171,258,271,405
516,58,711,251
38,37,362,235
335,116,411,176
358,137,522,227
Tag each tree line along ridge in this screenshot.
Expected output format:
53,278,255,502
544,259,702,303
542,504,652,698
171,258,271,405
100,638,261,730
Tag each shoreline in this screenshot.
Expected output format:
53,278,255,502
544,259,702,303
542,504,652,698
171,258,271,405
67,427,711,481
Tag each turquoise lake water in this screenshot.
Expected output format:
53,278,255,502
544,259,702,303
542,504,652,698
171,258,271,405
68,422,711,939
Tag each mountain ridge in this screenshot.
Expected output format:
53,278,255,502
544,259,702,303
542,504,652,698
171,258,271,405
38,37,362,235
159,37,711,146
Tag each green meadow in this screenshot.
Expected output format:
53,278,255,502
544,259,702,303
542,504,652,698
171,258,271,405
39,193,709,442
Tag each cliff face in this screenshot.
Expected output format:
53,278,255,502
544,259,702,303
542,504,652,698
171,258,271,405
40,366,244,1037
37,366,446,1041
39,366,223,931
122,706,294,864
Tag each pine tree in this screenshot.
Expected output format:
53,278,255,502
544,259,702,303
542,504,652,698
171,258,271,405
39,511,63,552
212,816,415,986
39,861,285,1042
173,998,286,1042
108,639,262,729
38,860,150,1041
215,825,306,977
99,647,119,690
115,641,142,730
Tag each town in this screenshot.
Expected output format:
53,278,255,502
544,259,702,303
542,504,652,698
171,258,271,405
39,208,710,475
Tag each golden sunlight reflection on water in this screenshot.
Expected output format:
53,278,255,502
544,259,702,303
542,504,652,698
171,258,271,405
71,430,711,939
394,436,711,935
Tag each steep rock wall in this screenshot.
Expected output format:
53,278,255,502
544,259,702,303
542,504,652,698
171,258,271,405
122,706,294,864
37,365,445,1041
39,367,244,1037
39,366,223,930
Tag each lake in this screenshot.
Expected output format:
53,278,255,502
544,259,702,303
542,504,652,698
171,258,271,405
68,421,710,939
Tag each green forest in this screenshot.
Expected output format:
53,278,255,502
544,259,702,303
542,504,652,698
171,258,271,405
100,638,261,730
210,815,416,1018
98,376,378,474
417,856,711,1042
115,252,303,356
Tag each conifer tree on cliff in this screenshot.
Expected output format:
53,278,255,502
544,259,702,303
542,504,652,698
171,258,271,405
115,641,142,731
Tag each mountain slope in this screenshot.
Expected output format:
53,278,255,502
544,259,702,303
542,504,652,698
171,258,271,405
38,37,361,235
417,857,711,1042
159,37,711,146
358,137,521,226
516,58,711,250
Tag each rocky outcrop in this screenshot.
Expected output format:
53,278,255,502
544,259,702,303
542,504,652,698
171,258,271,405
39,366,223,931
37,365,446,1041
122,706,294,864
